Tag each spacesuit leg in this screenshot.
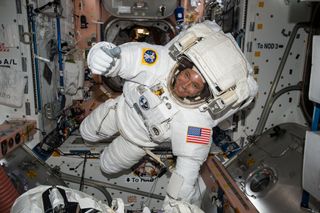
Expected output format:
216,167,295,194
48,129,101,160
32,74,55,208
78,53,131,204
80,98,119,142
100,135,146,174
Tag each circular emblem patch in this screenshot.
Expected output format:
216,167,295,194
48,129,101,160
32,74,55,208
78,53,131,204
139,96,149,110
143,49,157,64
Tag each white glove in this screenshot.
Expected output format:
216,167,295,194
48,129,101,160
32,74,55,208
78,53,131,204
111,198,125,213
163,196,204,213
87,42,121,76
142,206,151,213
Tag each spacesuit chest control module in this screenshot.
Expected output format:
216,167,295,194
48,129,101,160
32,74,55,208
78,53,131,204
81,20,258,212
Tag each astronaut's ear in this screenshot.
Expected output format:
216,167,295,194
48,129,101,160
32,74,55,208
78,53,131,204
199,83,211,99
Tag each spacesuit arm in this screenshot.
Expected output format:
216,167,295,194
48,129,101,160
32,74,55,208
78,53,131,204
167,156,204,202
163,156,206,213
87,41,165,82
162,114,213,212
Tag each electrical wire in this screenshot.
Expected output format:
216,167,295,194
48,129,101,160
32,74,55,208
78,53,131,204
55,148,100,159
143,177,160,207
243,128,292,159
79,153,88,191
44,207,54,213
34,127,47,136
149,178,159,206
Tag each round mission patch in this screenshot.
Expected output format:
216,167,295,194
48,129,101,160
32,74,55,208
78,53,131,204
142,49,157,65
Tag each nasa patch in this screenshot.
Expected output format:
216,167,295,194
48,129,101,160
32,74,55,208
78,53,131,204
142,48,157,65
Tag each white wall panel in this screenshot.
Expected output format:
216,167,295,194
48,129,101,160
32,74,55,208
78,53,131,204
234,0,311,143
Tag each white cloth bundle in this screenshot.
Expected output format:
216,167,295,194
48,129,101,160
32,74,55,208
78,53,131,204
0,67,26,107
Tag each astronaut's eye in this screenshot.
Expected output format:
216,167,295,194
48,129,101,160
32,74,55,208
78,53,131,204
192,83,200,89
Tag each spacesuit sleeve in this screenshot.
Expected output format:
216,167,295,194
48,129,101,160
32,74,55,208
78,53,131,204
168,157,204,202
165,112,214,205
108,42,166,82
87,41,165,83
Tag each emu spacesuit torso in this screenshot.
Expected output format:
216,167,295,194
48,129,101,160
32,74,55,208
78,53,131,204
80,21,258,211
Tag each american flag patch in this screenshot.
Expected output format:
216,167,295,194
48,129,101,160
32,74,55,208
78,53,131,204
186,126,211,144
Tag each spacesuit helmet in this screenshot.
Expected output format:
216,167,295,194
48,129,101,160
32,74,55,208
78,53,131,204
168,21,252,117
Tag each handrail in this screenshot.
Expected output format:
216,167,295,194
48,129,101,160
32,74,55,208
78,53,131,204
254,22,309,136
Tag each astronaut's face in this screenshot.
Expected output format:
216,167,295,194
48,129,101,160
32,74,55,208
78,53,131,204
173,68,205,98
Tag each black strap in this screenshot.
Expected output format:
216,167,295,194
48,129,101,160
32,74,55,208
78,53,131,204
42,186,99,213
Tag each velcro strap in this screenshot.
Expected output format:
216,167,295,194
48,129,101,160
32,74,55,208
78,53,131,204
166,172,184,200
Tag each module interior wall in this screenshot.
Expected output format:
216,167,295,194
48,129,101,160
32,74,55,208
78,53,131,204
234,0,311,142
0,0,37,121
0,0,79,148
0,0,43,147
46,153,169,210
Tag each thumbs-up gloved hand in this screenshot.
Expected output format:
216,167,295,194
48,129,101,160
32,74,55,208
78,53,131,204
87,42,121,76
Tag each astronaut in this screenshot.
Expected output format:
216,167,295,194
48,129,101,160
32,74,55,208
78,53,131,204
80,21,258,212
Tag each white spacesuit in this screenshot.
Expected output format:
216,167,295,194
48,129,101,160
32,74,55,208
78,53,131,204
10,185,201,213
80,21,258,212
11,185,121,213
